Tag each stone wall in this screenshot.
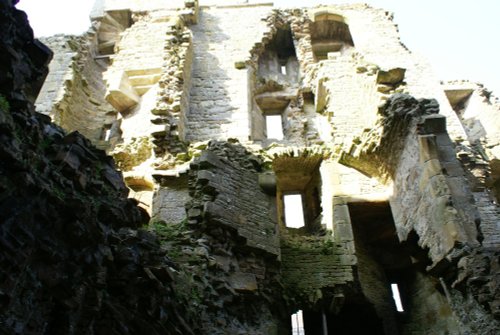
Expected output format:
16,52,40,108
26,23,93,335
340,94,480,264
182,141,287,334
35,34,116,148
152,173,190,223
392,111,480,265
280,236,355,303
336,5,466,141
189,141,280,257
354,237,398,335
21,0,500,333
186,5,272,141
340,93,499,330
35,35,75,115
284,5,468,149
402,273,462,334
473,192,500,249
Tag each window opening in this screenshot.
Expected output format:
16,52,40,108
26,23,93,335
291,310,305,335
101,124,112,141
266,114,284,140
281,65,287,75
284,194,305,228
391,283,404,312
104,129,112,141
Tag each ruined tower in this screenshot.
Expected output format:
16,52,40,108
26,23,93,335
7,0,500,333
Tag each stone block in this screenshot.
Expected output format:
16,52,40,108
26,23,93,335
426,174,450,198
197,170,216,183
105,71,140,113
376,67,405,85
332,197,346,206
316,78,328,113
333,204,351,224
197,151,225,169
336,223,354,242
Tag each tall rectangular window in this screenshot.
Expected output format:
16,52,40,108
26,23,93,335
104,128,112,141
284,194,305,228
101,124,112,141
266,114,284,140
391,283,404,312
281,65,287,75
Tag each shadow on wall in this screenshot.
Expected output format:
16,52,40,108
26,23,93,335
186,9,241,142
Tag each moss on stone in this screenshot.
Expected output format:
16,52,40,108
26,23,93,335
112,136,153,171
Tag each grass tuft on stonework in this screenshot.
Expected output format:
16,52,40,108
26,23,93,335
0,95,10,112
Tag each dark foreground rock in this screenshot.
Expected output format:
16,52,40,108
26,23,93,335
0,1,194,334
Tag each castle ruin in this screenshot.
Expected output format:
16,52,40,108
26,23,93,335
1,0,499,334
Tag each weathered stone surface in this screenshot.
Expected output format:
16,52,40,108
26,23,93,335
340,93,439,181
229,272,258,292
112,136,153,171
376,67,406,86
189,141,280,257
4,0,500,333
281,235,355,303
36,34,118,149
105,70,140,112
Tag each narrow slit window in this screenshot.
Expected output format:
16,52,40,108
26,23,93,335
281,65,287,75
101,124,112,141
104,128,112,141
266,115,284,140
291,310,305,335
284,194,305,228
391,283,404,312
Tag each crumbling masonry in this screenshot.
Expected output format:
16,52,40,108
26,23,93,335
2,0,500,334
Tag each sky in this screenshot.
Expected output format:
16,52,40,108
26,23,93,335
16,0,500,94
